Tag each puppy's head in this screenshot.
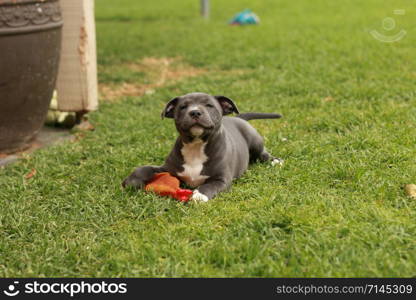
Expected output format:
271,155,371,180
161,92,239,139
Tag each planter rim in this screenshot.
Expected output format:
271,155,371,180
0,0,62,36
0,0,57,5
0,21,62,35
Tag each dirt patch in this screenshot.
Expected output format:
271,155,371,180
99,57,207,101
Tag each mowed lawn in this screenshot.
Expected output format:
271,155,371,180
1,0,415,277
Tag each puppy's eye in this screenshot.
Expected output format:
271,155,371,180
206,104,214,108
179,105,187,110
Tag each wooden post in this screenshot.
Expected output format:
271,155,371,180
56,0,98,112
201,0,209,19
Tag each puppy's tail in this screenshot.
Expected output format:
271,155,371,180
236,113,282,121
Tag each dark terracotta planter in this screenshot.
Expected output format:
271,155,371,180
0,0,62,153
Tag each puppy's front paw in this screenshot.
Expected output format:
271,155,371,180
191,190,209,202
271,158,284,167
122,176,145,189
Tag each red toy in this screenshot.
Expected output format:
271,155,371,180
145,172,193,202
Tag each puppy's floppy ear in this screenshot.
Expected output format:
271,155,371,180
161,97,179,119
214,95,240,115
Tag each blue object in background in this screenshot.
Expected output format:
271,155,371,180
229,9,260,25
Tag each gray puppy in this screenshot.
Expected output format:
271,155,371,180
122,92,282,202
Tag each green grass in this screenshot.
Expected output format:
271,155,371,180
1,0,416,277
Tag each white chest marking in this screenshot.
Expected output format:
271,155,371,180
178,139,209,187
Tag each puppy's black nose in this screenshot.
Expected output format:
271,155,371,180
189,110,202,118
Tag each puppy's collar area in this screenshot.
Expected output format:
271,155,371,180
182,138,204,146
181,131,213,144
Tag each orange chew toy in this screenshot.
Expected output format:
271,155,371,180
145,172,193,202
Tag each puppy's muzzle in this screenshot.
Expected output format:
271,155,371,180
189,109,202,119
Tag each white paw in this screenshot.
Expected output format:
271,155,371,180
191,190,209,202
271,158,284,167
